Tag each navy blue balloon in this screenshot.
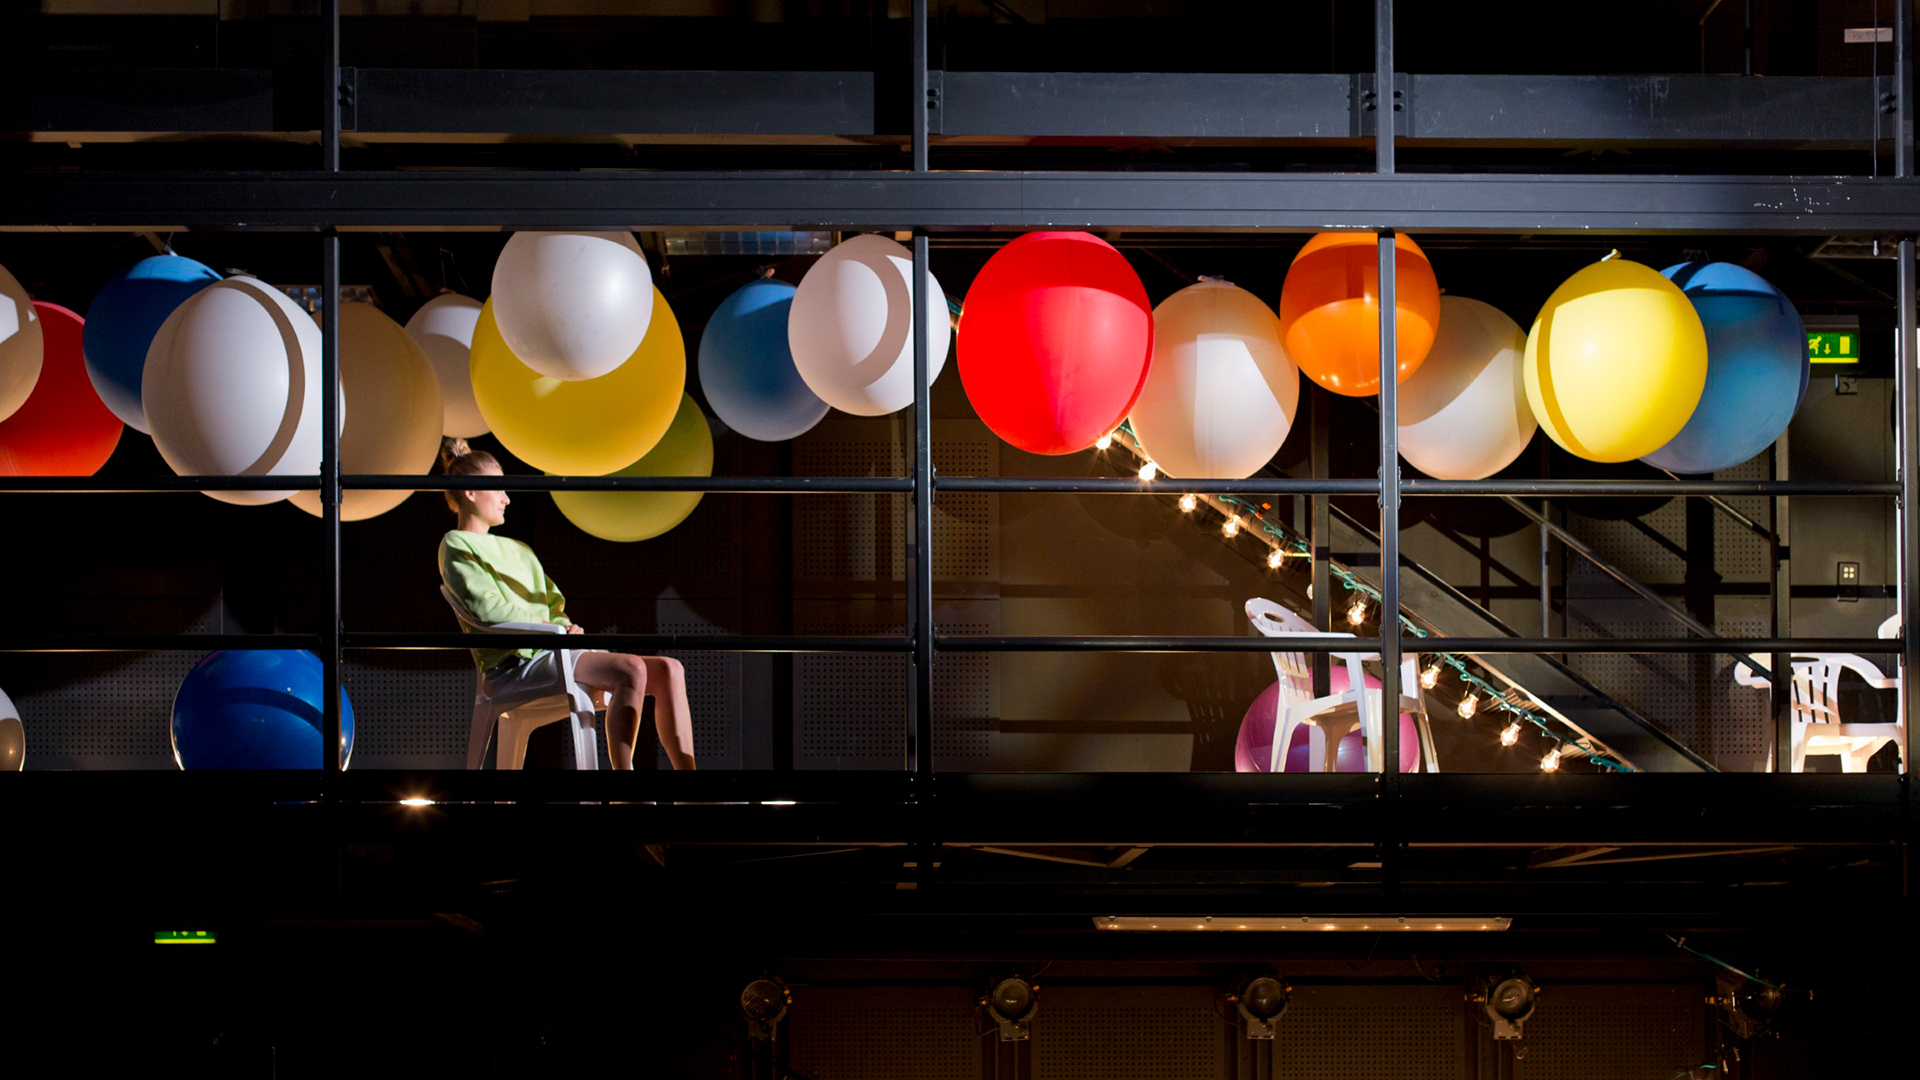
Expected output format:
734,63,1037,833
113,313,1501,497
697,278,828,441
82,254,221,434
1642,262,1808,475
171,650,355,770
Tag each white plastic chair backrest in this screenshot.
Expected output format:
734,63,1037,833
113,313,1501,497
1879,614,1900,640
1245,598,1361,711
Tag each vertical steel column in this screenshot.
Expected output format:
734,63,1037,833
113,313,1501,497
1769,442,1791,771
1900,0,1914,181
1375,1,1401,786
320,1,342,786
1310,388,1331,698
1899,240,1916,773
909,0,934,774
1538,502,1552,636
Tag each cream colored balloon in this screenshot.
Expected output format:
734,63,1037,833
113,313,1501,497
0,262,45,424
403,292,489,438
144,276,335,506
1128,280,1300,480
1398,296,1537,481
289,303,443,521
491,231,654,381
0,682,21,771
787,233,950,415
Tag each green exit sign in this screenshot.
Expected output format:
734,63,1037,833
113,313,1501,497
153,930,216,945
1808,332,1858,364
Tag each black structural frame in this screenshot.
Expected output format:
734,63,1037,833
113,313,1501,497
0,0,1913,846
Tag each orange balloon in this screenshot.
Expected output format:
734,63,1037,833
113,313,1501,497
1277,232,1441,397
0,302,121,476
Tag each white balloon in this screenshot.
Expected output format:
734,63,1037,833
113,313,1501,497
404,292,489,438
1398,295,1536,481
1129,280,1300,480
144,276,336,506
0,262,45,424
289,303,444,522
787,233,950,416
0,682,20,771
491,231,654,381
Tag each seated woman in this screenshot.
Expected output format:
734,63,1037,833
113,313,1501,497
436,438,696,771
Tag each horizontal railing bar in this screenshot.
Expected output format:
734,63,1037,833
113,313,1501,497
934,636,1899,654
938,636,1383,653
0,476,1891,496
937,477,1380,494
1404,479,1897,496
348,474,916,493
0,635,324,652
341,632,913,653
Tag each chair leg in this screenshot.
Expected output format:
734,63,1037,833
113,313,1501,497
572,711,600,771
466,698,496,771
498,712,532,771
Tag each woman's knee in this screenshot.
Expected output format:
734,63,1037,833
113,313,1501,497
644,655,685,688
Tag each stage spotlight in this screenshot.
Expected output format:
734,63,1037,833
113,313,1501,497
982,975,1038,1041
1710,974,1783,1041
740,976,790,1041
1469,968,1539,1040
1226,972,1292,1040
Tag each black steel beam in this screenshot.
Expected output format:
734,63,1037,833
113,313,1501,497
8,171,1920,234
934,636,1891,654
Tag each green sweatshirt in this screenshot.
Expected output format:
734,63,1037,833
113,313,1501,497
438,530,573,672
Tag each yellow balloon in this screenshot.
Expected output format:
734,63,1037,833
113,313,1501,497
470,286,685,475
1523,258,1707,463
551,392,712,542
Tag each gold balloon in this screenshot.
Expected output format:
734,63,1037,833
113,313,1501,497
470,287,685,475
551,393,712,542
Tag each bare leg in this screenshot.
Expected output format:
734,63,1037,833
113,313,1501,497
573,652,647,770
643,656,696,770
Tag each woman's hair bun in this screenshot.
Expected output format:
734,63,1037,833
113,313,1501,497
438,436,471,472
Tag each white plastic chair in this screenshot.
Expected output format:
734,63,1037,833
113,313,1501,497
1733,616,1903,773
441,585,605,770
1245,598,1438,773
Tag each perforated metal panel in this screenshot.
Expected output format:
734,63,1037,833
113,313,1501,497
1568,606,1770,769
786,986,982,1080
343,653,472,769
1513,983,1704,1080
653,598,743,769
3,651,198,769
1274,984,1464,1080
1031,985,1223,1080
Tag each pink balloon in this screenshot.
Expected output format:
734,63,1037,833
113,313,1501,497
1234,668,1421,773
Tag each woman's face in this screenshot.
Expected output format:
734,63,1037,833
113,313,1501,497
462,462,510,527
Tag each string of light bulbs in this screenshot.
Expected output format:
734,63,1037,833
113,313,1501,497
1101,424,1631,773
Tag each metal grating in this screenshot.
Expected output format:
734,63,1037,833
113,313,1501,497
1031,985,1223,1080
786,986,982,1080
792,606,995,770
1513,983,1704,1080
1273,984,1464,1080
794,420,999,585
653,599,743,770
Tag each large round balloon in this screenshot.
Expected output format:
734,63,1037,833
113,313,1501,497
1278,232,1441,397
144,276,334,506
491,231,654,381
1640,262,1809,475
471,286,685,475
0,303,122,476
1397,296,1535,481
403,292,489,438
1524,257,1708,463
957,232,1153,455
1233,669,1420,773
788,234,951,416
0,682,21,771
699,277,827,442
288,303,443,521
0,261,44,425
81,253,220,433
170,650,355,770
551,393,713,542
1129,280,1299,479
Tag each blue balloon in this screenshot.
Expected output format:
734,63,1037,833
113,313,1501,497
171,650,354,770
697,278,828,442
83,254,221,434
1641,262,1809,475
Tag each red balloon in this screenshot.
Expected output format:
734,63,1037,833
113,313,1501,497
0,302,121,476
957,232,1153,455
